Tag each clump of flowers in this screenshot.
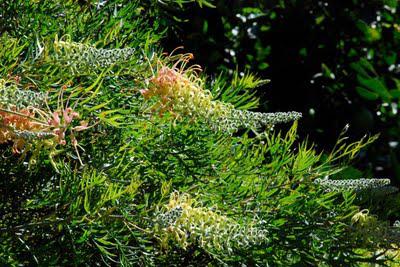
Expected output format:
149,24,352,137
0,109,48,153
0,80,89,163
0,79,52,153
142,52,301,133
154,192,269,254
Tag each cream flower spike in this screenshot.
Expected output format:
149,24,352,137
53,36,137,70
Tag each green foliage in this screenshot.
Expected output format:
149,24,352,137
1,1,400,266
209,71,268,110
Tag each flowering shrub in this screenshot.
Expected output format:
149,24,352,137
1,1,399,266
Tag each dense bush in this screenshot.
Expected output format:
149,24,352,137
1,1,400,266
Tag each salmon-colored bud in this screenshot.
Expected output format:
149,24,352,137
64,110,72,124
140,89,151,99
71,111,79,118
74,121,89,131
51,112,60,126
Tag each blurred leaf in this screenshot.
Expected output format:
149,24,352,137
357,76,391,100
